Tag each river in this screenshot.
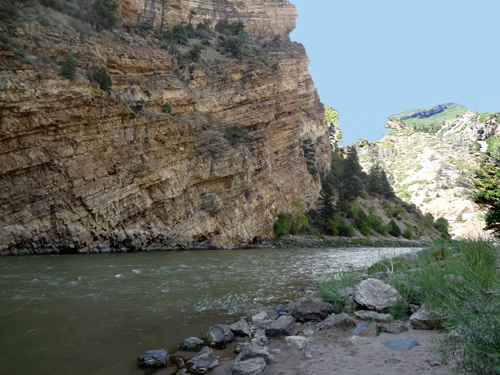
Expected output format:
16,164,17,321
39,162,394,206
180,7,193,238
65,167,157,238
0,247,419,375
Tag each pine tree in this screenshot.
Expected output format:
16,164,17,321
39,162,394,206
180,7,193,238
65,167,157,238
85,0,120,32
340,147,362,200
388,219,401,237
318,182,335,223
367,164,382,195
474,155,500,237
61,53,76,79
380,168,395,198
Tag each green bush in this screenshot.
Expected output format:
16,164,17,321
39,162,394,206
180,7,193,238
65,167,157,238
402,227,413,240
290,214,308,235
368,214,386,234
92,67,112,91
133,22,154,31
170,23,196,43
434,217,449,234
188,45,202,61
162,101,172,114
224,123,247,144
316,271,357,314
215,18,245,35
0,0,19,20
85,0,120,32
274,213,291,235
61,52,76,79
360,221,371,236
388,219,401,237
131,99,145,113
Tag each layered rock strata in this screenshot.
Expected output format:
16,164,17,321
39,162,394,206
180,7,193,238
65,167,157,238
0,1,330,254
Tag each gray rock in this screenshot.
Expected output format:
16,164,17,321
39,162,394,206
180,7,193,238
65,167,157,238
338,287,354,298
251,311,268,324
410,309,441,330
270,349,281,354
315,313,356,331
370,271,388,280
266,354,278,364
235,342,248,353
354,278,403,312
359,322,378,337
188,346,219,374
251,329,269,346
303,327,315,336
353,323,370,335
291,297,333,322
266,310,279,320
138,349,169,367
274,304,290,314
181,337,204,350
265,316,296,337
379,323,409,334
254,320,274,330
285,336,309,350
236,342,269,362
230,357,266,375
230,318,251,337
304,343,327,358
209,325,235,346
355,310,393,322
382,338,420,351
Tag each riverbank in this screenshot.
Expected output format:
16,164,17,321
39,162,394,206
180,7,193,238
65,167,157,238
255,234,431,249
170,238,499,375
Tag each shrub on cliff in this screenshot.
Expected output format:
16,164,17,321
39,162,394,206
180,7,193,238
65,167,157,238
92,67,112,92
85,0,120,32
187,45,202,61
224,123,247,144
162,101,172,114
61,52,76,79
215,18,245,36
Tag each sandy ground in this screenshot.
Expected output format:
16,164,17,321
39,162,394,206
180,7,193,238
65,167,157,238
210,323,452,375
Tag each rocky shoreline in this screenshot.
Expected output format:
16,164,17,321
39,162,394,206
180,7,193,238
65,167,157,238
137,251,448,375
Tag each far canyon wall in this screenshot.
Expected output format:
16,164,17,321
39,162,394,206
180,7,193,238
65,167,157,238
0,0,331,254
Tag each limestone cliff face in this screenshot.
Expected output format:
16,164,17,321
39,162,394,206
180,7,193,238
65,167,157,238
119,0,297,37
0,1,330,254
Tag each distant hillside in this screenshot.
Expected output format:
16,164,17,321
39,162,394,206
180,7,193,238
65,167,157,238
388,103,469,133
355,109,500,239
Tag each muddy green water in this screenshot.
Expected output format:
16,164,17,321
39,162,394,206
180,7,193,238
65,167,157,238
0,247,418,375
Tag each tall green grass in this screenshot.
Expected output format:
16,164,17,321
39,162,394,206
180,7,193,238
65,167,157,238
316,270,357,314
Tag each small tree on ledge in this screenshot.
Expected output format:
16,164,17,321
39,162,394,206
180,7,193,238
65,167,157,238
224,123,247,144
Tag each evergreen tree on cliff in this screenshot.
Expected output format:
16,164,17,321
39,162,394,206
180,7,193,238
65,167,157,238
340,146,362,200
85,0,120,31
318,180,335,223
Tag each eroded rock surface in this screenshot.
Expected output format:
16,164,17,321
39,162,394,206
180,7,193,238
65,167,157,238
0,0,331,255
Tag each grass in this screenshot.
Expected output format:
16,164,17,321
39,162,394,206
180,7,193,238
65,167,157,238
316,270,357,314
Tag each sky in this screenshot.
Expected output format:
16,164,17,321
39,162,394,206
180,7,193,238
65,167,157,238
290,0,500,145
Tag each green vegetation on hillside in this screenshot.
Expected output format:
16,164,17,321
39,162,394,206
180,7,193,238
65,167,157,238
474,151,500,238
389,103,468,133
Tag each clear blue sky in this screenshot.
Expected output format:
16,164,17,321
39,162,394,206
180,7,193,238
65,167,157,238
290,0,500,145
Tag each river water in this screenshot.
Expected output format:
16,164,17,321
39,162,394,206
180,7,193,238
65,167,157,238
0,247,418,375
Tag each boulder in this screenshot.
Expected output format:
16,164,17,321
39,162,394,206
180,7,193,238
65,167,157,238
353,323,370,335
355,310,393,323
342,335,362,345
188,347,219,374
338,287,354,298
236,342,269,362
410,309,441,330
209,325,235,346
138,349,169,367
235,343,248,353
254,320,274,330
302,327,315,336
291,297,333,322
359,322,378,337
251,329,268,346
230,318,251,337
251,311,268,324
315,313,356,331
266,310,279,320
266,354,278,364
181,337,204,351
274,304,290,314
379,323,409,334
382,338,420,351
285,336,309,350
230,357,266,375
354,278,403,312
265,316,296,337
304,343,327,358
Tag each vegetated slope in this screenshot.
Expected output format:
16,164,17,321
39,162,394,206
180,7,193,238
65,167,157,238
388,102,468,133
355,106,500,239
0,1,332,254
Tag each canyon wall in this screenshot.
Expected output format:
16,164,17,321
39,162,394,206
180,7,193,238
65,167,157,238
0,0,331,254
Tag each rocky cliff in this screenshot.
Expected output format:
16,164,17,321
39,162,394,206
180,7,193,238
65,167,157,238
0,0,331,254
